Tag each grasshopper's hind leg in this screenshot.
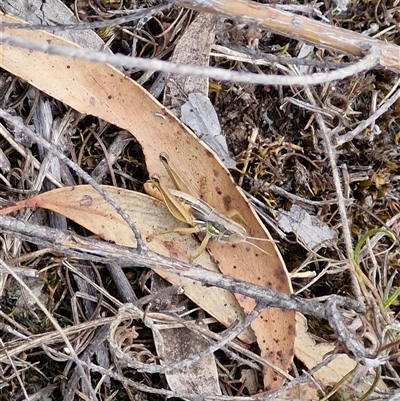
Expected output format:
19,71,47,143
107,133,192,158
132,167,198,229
147,226,199,242
225,209,246,225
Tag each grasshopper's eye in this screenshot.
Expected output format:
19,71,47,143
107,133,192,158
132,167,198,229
207,222,222,236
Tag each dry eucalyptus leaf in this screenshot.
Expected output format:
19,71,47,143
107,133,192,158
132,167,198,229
181,93,236,168
149,274,221,397
154,323,221,397
294,313,387,394
276,204,337,249
2,0,107,50
1,14,294,389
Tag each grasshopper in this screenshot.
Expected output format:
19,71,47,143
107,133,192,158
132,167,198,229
146,153,270,262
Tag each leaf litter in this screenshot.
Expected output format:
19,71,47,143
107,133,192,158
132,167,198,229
0,0,400,400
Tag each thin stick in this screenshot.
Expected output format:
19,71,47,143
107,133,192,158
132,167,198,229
177,0,400,71
0,31,379,86
336,87,400,145
0,213,365,320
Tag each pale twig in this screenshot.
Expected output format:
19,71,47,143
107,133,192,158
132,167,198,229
238,128,258,187
149,312,261,370
325,296,387,367
64,261,123,309
0,123,62,188
0,213,365,320
283,96,337,119
89,361,302,401
0,338,30,400
89,350,381,401
211,43,345,68
108,301,292,379
211,45,346,69
0,213,379,375
0,31,379,86
63,325,109,401
298,82,364,301
335,87,400,145
249,184,348,206
0,316,115,363
271,354,340,400
177,0,400,71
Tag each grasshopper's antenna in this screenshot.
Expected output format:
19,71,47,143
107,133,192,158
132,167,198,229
243,240,271,256
243,236,279,256
247,236,279,244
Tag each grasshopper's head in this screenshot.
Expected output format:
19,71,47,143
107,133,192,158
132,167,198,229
226,226,247,243
225,219,247,243
206,220,247,244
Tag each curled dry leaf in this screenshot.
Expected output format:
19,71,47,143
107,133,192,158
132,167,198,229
0,13,295,389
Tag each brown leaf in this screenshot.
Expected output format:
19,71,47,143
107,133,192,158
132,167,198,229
294,313,387,394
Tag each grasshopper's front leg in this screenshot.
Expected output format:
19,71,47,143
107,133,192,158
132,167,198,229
147,225,208,263
191,233,212,262
148,226,199,241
